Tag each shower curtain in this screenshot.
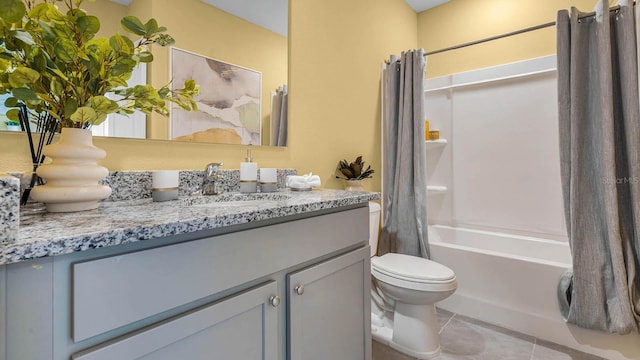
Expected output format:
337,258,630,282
271,85,288,146
378,49,429,258
557,0,640,334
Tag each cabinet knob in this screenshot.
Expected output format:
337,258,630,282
269,295,280,307
294,285,304,295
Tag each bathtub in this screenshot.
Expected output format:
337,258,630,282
428,225,640,360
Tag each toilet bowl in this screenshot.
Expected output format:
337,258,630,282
368,202,457,359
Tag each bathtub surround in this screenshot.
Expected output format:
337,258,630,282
427,226,608,356
557,1,640,334
380,49,429,258
423,56,640,359
0,174,19,244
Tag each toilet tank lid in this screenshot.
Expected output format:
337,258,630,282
371,253,455,282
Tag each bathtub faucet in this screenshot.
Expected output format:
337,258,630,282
201,162,224,195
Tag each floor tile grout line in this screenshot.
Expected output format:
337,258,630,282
529,338,538,360
439,312,456,334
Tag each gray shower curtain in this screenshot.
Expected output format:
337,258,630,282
271,85,288,146
378,49,429,258
557,0,640,334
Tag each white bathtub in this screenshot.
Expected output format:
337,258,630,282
428,225,640,360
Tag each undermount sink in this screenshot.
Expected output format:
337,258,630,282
183,192,292,208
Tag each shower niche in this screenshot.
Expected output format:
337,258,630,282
426,139,448,196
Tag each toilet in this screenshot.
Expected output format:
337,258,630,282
368,202,457,359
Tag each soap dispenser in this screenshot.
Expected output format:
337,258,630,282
239,147,258,193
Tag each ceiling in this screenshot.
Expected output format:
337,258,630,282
109,0,450,36
200,0,288,37
405,0,450,12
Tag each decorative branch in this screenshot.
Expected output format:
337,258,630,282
18,105,58,205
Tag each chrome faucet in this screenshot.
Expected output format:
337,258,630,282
201,162,224,195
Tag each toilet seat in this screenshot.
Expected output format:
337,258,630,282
371,253,457,292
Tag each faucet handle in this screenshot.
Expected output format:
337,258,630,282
205,162,224,177
201,162,224,195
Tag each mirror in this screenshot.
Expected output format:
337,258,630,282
0,0,289,147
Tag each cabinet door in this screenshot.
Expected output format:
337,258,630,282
288,246,371,360
72,281,279,360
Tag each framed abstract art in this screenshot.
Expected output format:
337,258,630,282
170,48,262,145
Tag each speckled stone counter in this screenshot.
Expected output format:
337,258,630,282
0,167,295,242
2,189,379,265
0,174,19,244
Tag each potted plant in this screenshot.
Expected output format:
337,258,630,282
0,0,199,212
335,155,374,191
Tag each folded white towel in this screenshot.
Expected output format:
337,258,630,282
286,173,321,189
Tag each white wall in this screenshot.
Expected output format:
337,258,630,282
425,55,567,241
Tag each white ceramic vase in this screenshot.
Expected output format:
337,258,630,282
344,179,365,191
31,128,112,212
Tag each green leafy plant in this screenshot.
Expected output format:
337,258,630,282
335,155,374,180
0,0,200,129
5,119,19,126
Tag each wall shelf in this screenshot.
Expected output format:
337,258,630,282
426,139,447,146
427,185,448,195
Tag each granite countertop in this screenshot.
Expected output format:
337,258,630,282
1,189,379,266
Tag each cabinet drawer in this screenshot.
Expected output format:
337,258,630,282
72,281,279,360
72,206,368,341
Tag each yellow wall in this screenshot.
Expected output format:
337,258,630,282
82,0,128,36
0,0,416,193
419,0,613,78
290,0,417,190
4,0,615,191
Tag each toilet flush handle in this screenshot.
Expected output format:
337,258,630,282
294,285,304,295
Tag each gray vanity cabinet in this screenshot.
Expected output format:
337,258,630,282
288,246,371,360
0,205,371,360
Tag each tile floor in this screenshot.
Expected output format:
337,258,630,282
372,309,606,360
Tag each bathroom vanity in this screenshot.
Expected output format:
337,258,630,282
0,190,377,360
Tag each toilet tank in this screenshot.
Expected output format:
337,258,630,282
369,202,381,257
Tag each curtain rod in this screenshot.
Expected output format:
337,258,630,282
424,4,625,56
